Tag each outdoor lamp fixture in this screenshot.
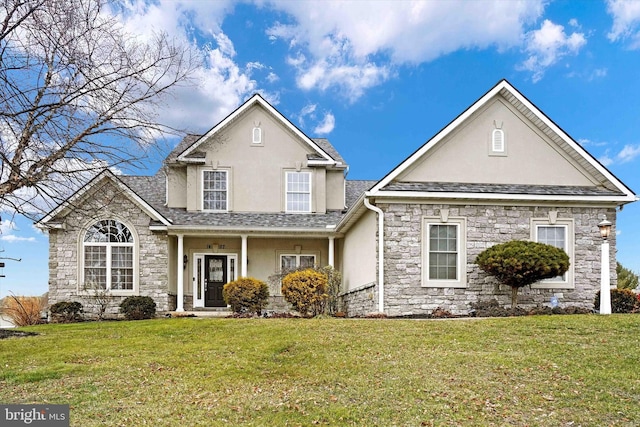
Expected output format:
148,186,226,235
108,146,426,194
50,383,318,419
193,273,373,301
598,218,612,314
183,255,188,270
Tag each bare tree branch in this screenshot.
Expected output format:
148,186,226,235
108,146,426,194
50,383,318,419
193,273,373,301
0,0,199,217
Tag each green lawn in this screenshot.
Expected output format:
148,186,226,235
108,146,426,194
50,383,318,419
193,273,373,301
1,316,639,426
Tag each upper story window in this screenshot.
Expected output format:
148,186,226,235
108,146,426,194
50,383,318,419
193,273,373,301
83,219,135,291
286,171,311,213
203,170,228,211
252,127,262,144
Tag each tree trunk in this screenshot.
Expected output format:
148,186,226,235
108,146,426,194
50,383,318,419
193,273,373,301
511,286,518,308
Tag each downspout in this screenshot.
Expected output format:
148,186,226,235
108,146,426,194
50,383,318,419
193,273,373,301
364,197,384,314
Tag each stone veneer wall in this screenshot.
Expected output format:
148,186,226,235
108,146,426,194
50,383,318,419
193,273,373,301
368,203,616,317
340,283,377,316
47,181,170,317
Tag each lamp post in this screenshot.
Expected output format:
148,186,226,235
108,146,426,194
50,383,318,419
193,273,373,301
598,219,612,315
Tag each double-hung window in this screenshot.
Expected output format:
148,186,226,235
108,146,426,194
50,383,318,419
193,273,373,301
286,171,311,213
280,254,316,272
203,170,228,211
83,220,135,291
423,217,467,288
531,218,574,288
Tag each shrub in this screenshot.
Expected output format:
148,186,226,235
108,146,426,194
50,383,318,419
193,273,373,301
281,269,328,317
223,277,269,315
119,296,156,320
50,301,84,323
318,265,342,315
475,240,570,308
617,262,639,290
1,295,46,326
594,288,637,313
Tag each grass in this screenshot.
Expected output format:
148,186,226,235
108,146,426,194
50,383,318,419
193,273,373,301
1,315,639,426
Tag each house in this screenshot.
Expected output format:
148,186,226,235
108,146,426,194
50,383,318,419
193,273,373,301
37,80,637,316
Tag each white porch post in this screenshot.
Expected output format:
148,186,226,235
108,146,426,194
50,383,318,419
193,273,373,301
241,234,248,277
176,234,185,312
600,239,612,315
328,236,335,267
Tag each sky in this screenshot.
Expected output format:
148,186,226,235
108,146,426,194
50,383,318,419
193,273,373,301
1,0,640,298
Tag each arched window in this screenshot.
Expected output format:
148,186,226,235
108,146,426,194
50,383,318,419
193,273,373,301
83,220,135,291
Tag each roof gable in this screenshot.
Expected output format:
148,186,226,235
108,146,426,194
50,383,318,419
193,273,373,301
369,80,636,202
37,170,171,227
176,94,341,166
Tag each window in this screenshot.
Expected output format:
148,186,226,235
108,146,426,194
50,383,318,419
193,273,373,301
423,217,466,288
281,254,316,272
252,127,262,144
286,171,311,212
492,129,505,152
83,220,135,291
531,218,574,288
203,170,228,211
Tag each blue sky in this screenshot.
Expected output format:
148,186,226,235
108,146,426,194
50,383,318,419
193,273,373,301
2,0,640,298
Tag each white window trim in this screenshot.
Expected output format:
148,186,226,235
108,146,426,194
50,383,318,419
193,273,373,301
80,219,138,295
422,217,467,288
202,169,229,212
531,218,575,289
285,170,312,213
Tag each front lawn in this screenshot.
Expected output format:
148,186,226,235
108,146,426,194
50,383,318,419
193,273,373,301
1,316,639,426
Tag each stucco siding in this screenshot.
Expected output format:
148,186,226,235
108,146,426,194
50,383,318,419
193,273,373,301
398,98,597,187
341,209,377,292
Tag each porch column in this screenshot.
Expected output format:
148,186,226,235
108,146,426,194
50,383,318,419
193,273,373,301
328,236,335,267
241,234,248,277
176,234,184,312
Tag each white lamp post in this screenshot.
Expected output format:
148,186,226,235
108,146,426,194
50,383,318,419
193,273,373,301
598,219,612,315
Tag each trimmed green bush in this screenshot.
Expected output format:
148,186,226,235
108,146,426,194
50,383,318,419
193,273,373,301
119,296,156,320
281,269,328,317
617,262,639,290
594,288,638,313
50,301,84,323
223,277,269,315
475,240,570,308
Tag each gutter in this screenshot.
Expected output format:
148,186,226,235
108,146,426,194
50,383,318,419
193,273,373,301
364,197,384,314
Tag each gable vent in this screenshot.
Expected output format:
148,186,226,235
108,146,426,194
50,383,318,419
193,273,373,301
492,129,505,153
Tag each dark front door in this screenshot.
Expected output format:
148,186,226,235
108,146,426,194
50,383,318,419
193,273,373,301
205,255,227,307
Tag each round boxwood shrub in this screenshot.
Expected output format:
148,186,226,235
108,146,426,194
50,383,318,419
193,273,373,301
475,240,570,308
50,301,84,323
223,277,269,315
281,268,328,317
594,288,638,313
119,296,156,320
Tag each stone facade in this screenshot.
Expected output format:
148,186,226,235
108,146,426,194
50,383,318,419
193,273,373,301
347,203,616,317
47,181,170,317
340,283,377,316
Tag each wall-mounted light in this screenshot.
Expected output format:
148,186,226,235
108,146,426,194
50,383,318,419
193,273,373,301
183,254,188,270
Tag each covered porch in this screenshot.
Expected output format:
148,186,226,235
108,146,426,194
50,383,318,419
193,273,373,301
168,231,339,312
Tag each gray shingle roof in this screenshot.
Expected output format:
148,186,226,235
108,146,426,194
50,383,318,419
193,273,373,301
312,138,346,165
381,181,625,196
119,175,373,230
166,134,202,163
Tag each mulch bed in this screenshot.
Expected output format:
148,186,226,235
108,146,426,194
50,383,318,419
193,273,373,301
0,329,38,339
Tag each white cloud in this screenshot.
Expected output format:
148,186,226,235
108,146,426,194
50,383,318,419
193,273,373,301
519,20,586,82
266,72,279,83
313,112,335,135
599,153,614,167
617,144,640,163
267,0,545,99
0,219,36,243
607,0,640,47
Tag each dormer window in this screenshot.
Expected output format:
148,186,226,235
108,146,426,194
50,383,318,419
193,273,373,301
252,127,262,144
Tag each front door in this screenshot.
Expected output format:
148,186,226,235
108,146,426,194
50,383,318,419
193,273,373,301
205,255,227,307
